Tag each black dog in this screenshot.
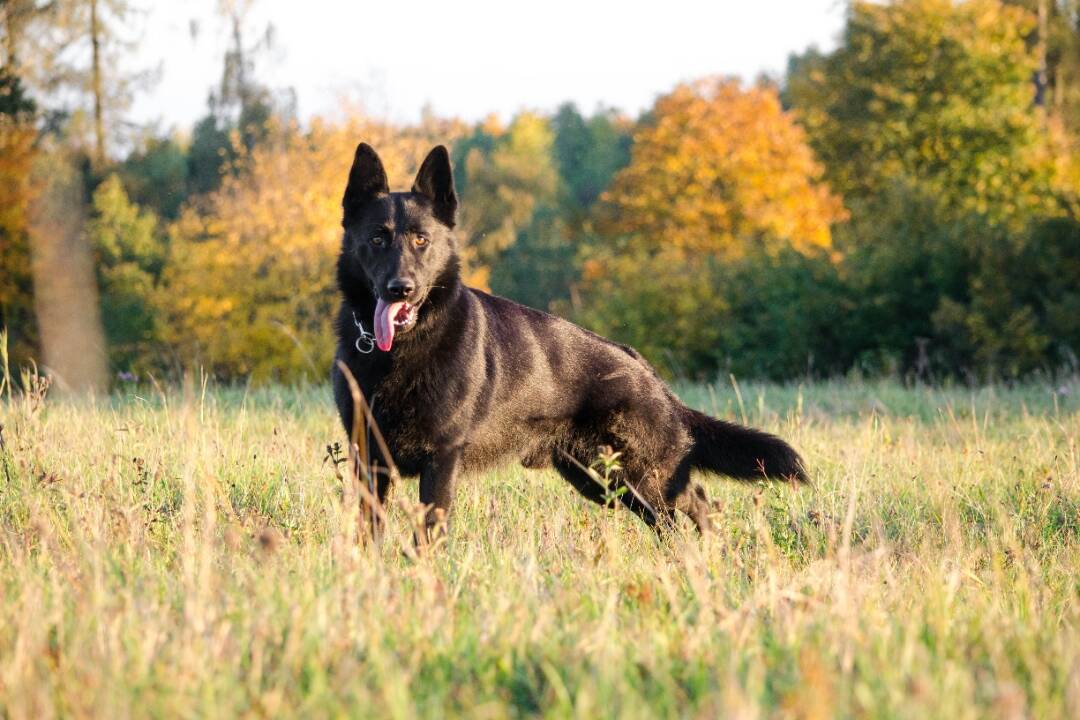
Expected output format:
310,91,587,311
332,143,806,537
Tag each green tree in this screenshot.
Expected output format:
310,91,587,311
551,103,631,222
931,214,1080,377
449,108,627,310
829,185,973,375
453,112,561,291
119,135,189,219
88,174,164,373
489,206,578,312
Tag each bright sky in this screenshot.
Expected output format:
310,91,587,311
130,0,848,132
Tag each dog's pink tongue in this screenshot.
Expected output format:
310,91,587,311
374,298,406,352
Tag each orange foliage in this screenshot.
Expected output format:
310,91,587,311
0,119,36,246
596,78,845,258
0,117,39,364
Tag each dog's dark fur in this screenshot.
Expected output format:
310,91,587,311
332,143,807,536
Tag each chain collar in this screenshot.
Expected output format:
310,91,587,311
352,311,375,354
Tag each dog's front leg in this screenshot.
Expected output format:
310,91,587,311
418,448,461,545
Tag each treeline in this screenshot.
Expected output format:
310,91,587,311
2,0,1080,387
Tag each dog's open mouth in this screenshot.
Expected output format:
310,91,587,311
373,298,419,351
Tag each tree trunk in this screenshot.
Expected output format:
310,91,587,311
89,0,106,165
2,4,16,69
1034,0,1048,107
27,150,108,394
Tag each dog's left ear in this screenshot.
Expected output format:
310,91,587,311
412,145,457,228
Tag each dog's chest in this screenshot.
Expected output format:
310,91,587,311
364,367,530,473
365,375,440,469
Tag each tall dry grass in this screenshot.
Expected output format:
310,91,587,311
1,375,1078,718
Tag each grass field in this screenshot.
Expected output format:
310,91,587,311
1,376,1079,718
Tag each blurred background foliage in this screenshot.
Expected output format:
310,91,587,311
2,0,1080,386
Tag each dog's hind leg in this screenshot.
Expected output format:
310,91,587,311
660,458,714,535
673,482,714,534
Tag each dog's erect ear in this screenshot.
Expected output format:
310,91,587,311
343,143,389,221
411,145,457,228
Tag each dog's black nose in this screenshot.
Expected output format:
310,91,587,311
386,278,416,300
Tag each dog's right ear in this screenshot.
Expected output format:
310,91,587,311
342,143,389,223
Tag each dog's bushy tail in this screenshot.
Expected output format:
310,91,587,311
683,407,808,482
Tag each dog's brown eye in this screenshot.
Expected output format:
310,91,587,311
370,235,385,247
414,234,429,247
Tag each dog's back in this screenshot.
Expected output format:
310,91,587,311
442,288,686,473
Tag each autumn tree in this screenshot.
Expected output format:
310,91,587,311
0,69,38,368
785,0,1068,226
1004,0,1080,150
575,78,845,376
1,1,74,91
595,78,845,259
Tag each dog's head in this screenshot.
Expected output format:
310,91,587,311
338,143,460,351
